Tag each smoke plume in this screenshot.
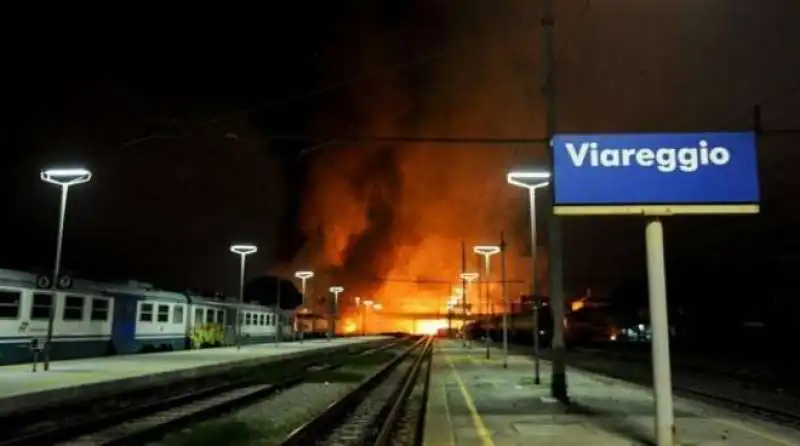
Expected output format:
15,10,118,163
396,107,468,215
291,2,551,323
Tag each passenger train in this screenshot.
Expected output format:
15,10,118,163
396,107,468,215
0,268,291,365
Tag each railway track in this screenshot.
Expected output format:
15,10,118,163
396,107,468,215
0,338,406,446
281,336,434,446
555,347,800,426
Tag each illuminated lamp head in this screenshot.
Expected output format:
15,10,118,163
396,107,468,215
294,271,314,280
506,170,551,190
230,244,258,256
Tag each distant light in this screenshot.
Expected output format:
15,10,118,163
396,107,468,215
459,272,479,281
329,286,344,294
294,270,314,280
40,167,92,186
373,303,383,311
230,244,258,255
473,245,501,256
363,300,374,306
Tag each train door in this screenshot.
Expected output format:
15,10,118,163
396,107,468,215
110,294,137,354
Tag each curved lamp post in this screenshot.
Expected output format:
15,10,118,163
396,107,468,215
473,245,500,359
40,167,92,371
507,169,550,383
230,244,257,349
328,286,344,340
294,270,314,342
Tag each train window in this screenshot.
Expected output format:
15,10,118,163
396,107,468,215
267,314,273,326
90,298,109,321
157,304,170,323
216,310,225,324
205,309,214,323
194,307,203,324
63,296,85,321
0,290,20,319
31,293,53,320
245,313,251,325
173,305,184,324
260,314,266,325
140,303,154,322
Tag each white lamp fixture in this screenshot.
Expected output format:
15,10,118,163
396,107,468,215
230,243,258,350
293,270,315,342
40,166,93,371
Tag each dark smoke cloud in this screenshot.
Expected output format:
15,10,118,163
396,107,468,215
290,0,800,322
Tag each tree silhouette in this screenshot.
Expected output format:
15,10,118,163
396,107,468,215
244,275,302,309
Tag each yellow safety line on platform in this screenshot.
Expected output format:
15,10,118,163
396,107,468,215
443,352,495,446
441,379,457,446
714,418,798,446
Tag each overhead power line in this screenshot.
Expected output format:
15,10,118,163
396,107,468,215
272,134,550,145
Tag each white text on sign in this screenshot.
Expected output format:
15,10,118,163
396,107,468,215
564,140,731,173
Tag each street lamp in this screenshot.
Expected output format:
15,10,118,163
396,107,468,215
507,169,550,384
328,286,344,340
458,272,479,347
230,244,258,350
473,245,500,359
294,270,314,342
40,167,92,371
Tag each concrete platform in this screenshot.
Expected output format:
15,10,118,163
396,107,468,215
0,336,389,416
424,340,800,446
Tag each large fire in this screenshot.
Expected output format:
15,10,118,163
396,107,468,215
283,2,551,331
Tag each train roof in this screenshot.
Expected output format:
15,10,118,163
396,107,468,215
186,293,236,307
0,269,106,294
0,268,37,288
99,280,188,303
186,293,276,312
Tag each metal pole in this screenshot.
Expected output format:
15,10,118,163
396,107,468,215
275,277,282,345
44,184,69,371
461,240,469,348
500,232,508,368
333,293,339,338
299,279,307,343
236,253,245,350
529,188,541,384
327,292,333,341
361,305,366,336
448,283,453,338
484,255,491,360
542,0,567,400
645,218,675,446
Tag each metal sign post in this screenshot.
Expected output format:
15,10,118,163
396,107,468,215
551,131,760,446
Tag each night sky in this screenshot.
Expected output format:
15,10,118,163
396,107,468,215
2,1,799,318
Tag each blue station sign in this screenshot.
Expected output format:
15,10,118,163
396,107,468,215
552,132,760,214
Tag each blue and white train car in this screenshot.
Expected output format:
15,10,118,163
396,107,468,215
236,301,280,344
185,293,231,348
0,269,113,365
103,281,189,354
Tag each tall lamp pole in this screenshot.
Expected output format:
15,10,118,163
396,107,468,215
473,245,500,359
294,270,314,343
507,169,551,383
328,286,344,340
40,167,92,371
458,272,478,347
230,244,258,350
